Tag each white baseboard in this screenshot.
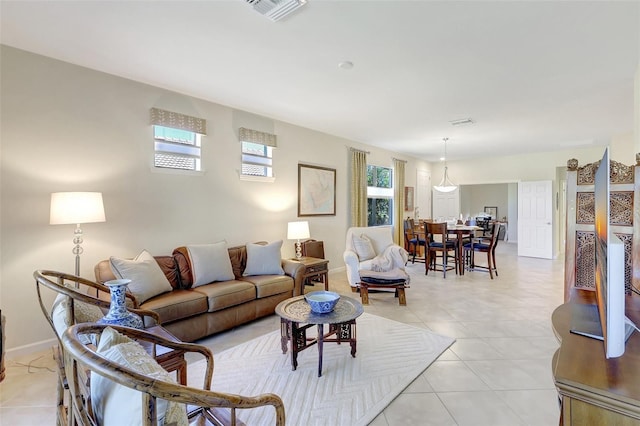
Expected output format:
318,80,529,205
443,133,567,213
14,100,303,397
6,337,57,360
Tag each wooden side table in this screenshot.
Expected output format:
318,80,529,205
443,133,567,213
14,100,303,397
296,256,329,291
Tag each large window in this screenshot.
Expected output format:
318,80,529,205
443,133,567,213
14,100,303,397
153,125,201,171
367,165,393,226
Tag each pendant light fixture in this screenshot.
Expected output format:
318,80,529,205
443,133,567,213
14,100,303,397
433,137,457,192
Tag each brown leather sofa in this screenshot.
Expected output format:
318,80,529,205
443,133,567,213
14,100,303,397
95,244,305,342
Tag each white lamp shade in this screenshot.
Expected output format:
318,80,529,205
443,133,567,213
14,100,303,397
50,192,106,225
287,221,310,240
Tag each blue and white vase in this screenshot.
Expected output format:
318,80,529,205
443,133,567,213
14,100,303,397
97,279,143,329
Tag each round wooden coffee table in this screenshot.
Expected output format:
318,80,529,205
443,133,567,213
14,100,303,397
275,295,364,377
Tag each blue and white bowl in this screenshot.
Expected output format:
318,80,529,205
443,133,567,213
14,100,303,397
305,291,340,314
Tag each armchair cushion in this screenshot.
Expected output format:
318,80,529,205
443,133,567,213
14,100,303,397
91,327,188,426
186,241,235,286
110,249,173,303
243,240,285,276
352,234,376,261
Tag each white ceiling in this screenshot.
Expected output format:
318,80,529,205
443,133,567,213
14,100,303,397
1,1,638,161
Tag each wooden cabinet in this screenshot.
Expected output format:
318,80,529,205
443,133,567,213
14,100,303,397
552,297,640,425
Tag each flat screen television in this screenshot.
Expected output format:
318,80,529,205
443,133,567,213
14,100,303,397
570,148,635,358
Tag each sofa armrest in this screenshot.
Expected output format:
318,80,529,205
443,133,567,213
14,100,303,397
343,249,361,287
282,259,306,296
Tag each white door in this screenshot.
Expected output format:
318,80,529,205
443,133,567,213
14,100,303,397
432,188,460,220
518,180,553,258
415,170,431,219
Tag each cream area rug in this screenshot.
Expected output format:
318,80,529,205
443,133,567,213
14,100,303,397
187,313,454,426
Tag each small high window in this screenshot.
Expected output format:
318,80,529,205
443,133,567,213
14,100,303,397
150,107,207,172
153,126,201,171
241,141,273,178
238,127,277,181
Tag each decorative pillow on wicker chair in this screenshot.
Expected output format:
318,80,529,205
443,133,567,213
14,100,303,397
51,293,103,338
110,249,173,303
91,327,188,426
352,234,376,261
243,240,285,276
186,241,235,286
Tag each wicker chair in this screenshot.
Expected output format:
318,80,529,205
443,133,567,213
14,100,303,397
62,323,286,426
34,270,160,426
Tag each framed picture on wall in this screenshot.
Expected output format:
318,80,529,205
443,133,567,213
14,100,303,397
404,186,414,211
484,206,498,218
298,164,336,216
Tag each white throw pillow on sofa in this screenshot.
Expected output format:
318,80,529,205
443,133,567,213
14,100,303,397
110,249,173,304
243,240,285,276
352,234,376,261
186,241,235,286
91,327,188,426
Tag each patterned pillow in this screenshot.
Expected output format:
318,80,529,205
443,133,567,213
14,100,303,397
91,327,188,426
51,293,103,337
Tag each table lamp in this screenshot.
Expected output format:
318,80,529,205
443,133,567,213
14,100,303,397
287,221,310,260
50,192,106,276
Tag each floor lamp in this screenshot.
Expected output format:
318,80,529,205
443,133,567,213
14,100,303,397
50,192,106,277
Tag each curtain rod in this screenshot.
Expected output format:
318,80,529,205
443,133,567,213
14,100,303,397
348,147,370,154
392,158,407,163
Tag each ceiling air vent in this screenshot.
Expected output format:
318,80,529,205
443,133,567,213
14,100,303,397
246,0,308,22
449,118,474,126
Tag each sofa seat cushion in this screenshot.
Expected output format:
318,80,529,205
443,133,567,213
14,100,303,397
140,289,208,324
241,275,293,299
191,280,256,313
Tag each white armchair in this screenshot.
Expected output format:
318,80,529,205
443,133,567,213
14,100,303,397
343,225,408,288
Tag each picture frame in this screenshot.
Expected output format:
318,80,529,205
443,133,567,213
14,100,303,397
298,164,336,216
404,186,414,211
484,206,498,218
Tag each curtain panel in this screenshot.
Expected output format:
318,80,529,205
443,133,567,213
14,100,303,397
350,149,368,227
393,158,406,245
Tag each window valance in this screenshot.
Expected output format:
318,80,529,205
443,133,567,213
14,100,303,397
150,107,207,135
239,127,277,148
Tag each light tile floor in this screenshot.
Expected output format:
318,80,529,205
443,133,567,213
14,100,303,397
0,242,564,425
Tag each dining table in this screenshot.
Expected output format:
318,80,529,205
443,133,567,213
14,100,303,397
446,224,483,275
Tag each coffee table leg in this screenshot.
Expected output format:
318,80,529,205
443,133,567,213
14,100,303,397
280,318,289,354
289,321,299,371
350,322,357,357
317,323,324,377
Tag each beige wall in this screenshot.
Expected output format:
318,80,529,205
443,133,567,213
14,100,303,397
0,46,427,354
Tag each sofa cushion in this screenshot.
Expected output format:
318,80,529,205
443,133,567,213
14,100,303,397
91,327,188,426
190,280,256,312
140,289,208,324
109,250,173,304
352,234,376,261
243,240,285,276
241,275,293,299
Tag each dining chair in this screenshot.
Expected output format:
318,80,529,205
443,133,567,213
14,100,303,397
463,221,501,278
404,219,426,263
425,222,458,278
